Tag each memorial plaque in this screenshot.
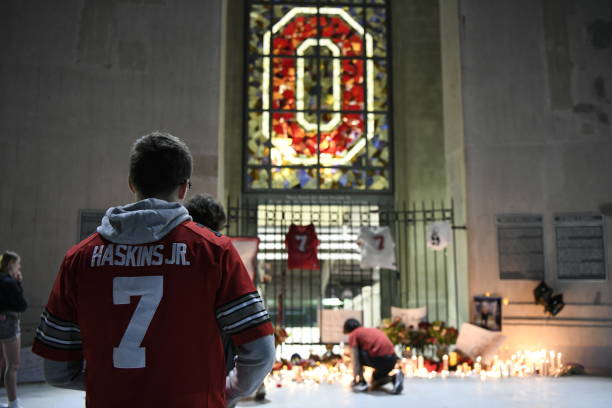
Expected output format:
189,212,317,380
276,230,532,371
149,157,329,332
79,210,105,241
555,213,607,280
497,214,545,280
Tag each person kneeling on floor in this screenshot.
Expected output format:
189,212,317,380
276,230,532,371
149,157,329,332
343,318,403,394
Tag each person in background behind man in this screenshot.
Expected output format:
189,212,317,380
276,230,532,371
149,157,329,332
185,193,268,405
32,131,275,408
184,193,235,375
185,193,227,232
343,318,403,394
0,251,28,408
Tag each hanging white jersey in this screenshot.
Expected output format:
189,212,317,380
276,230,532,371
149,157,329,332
357,226,397,270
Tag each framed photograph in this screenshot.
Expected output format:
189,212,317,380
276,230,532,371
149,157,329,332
473,296,502,331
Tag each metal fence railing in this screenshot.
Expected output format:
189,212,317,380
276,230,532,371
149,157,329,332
225,197,460,343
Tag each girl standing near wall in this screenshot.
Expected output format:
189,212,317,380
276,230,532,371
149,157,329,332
0,251,28,408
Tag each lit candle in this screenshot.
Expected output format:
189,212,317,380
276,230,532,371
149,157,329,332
418,355,424,371
535,358,541,375
501,362,509,378
406,361,414,377
443,354,449,371
557,352,562,369
506,360,513,376
549,350,556,371
474,356,482,374
450,351,458,367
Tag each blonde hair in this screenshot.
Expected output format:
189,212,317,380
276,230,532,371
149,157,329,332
0,251,19,274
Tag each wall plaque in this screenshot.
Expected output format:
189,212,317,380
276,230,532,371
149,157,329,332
554,213,606,280
497,214,545,280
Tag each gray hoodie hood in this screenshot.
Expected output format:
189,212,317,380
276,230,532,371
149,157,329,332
97,198,192,245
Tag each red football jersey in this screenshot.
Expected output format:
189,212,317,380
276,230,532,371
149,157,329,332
285,224,320,270
32,221,273,408
348,327,395,357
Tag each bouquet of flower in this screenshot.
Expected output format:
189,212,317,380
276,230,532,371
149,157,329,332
406,321,431,349
421,321,459,361
380,317,408,345
381,318,459,364
425,321,458,347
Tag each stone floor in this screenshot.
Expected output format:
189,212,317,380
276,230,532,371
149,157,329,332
2,376,612,408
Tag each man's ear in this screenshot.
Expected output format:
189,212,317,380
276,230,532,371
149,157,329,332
177,182,188,201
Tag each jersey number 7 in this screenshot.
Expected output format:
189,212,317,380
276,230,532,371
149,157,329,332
113,276,163,369
374,235,385,250
295,234,308,252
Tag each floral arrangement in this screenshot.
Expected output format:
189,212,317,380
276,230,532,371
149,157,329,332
380,317,460,364
409,321,458,354
379,316,408,345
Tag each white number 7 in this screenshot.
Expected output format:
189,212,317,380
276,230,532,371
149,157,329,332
113,276,163,369
295,234,308,252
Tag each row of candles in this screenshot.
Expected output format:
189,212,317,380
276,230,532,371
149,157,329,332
267,362,354,387
403,349,564,379
267,349,565,386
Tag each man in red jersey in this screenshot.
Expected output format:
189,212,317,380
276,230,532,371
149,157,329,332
32,132,275,407
343,318,403,395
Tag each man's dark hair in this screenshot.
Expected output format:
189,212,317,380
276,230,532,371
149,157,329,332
185,193,227,231
343,318,361,334
129,131,193,198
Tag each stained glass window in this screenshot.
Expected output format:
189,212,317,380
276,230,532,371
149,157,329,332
245,0,391,192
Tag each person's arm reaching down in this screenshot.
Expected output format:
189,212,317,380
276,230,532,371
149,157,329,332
32,256,85,389
216,241,275,407
350,346,363,383
225,334,275,407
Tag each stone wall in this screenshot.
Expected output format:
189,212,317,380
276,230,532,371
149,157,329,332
460,0,612,374
0,0,222,344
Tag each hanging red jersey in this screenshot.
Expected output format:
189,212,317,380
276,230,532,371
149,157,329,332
285,224,320,270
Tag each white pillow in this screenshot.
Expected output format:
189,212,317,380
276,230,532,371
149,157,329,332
455,323,506,364
390,306,427,329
